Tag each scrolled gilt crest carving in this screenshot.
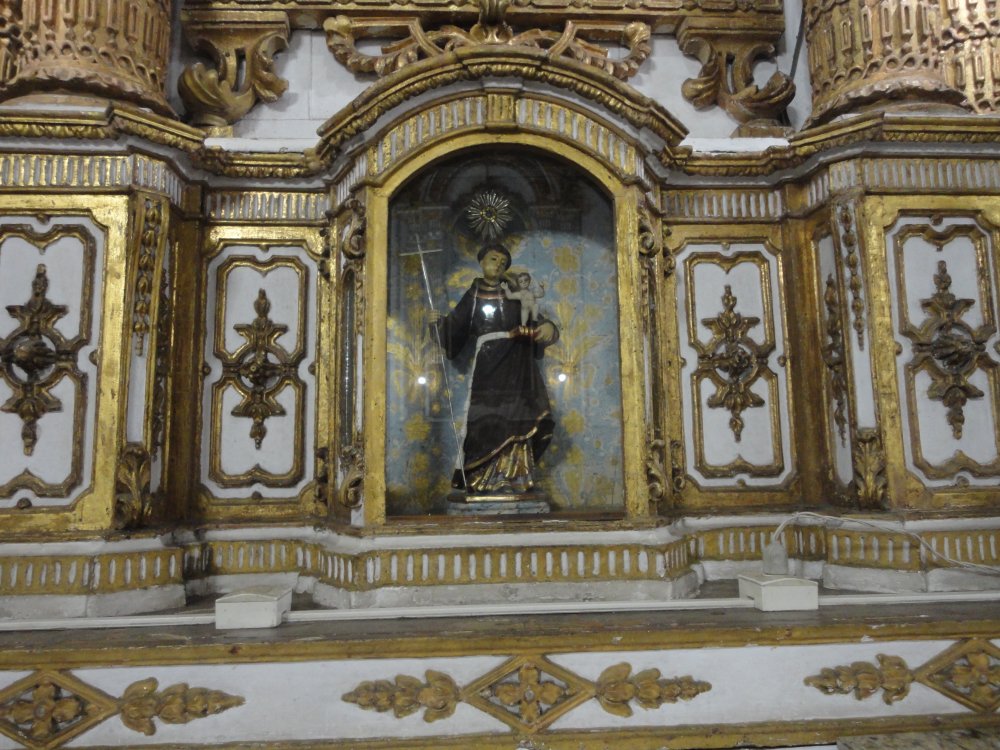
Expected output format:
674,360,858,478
908,260,996,440
341,196,367,261
323,0,651,82
179,15,290,129
805,654,914,704
339,438,364,509
694,285,774,442
678,28,794,135
852,427,887,510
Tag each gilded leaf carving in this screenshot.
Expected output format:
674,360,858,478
113,444,154,531
852,428,887,510
179,23,290,129
822,274,849,445
118,678,245,736
805,654,914,704
595,663,711,717
679,34,794,134
342,671,460,723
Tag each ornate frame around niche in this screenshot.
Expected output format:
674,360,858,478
331,92,663,526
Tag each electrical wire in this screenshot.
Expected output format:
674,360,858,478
770,511,1000,577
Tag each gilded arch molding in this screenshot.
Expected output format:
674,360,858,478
316,47,687,169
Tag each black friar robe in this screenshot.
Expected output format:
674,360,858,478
435,278,557,491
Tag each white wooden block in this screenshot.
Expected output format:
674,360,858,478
215,586,293,629
738,574,819,611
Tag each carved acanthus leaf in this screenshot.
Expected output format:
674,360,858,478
179,20,290,129
114,443,154,531
324,2,650,82
805,655,914,704
679,33,794,134
852,427,887,510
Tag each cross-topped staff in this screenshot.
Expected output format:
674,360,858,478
399,238,467,489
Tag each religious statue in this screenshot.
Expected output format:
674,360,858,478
430,244,559,499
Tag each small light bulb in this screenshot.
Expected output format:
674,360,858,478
417,376,427,385
482,304,496,317
557,373,568,382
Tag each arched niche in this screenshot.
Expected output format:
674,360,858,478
337,105,659,526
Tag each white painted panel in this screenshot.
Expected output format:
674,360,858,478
125,347,148,442
678,242,792,487
550,640,962,730
0,216,103,507
201,243,317,499
886,215,1000,485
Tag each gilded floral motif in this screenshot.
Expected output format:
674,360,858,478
342,671,460,723
805,654,914,705
595,663,711,717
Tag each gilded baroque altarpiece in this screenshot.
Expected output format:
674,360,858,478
1,0,1000,746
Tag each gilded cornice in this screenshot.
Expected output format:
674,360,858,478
672,113,1000,177
0,105,204,152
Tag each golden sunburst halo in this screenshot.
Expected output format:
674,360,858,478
466,190,513,240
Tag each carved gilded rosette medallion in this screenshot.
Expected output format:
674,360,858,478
0,0,173,114
804,0,964,124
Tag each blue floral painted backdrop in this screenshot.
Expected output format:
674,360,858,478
385,151,623,515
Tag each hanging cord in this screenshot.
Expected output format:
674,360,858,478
770,511,1000,577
